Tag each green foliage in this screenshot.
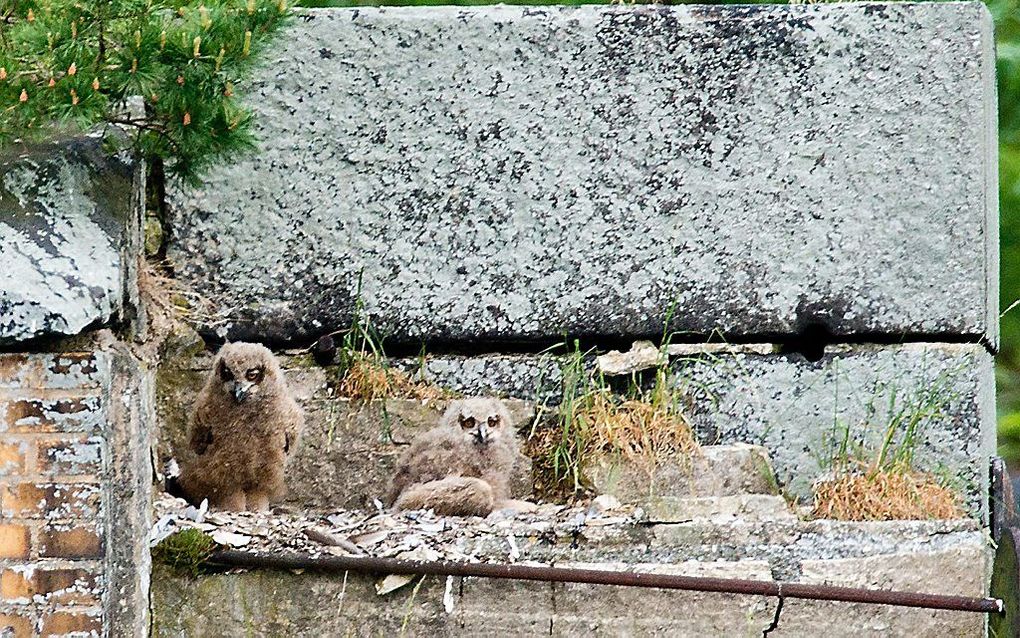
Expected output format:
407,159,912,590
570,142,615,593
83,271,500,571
151,528,216,576
990,0,1020,461
0,0,290,181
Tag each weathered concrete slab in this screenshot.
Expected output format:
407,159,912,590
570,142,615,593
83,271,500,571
167,3,997,346
150,521,989,637
0,136,142,345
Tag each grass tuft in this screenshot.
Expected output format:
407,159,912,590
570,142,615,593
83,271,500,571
528,335,699,500
336,352,448,402
327,285,449,402
812,462,963,521
812,365,966,521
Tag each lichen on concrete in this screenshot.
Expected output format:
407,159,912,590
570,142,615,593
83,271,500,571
167,3,997,347
0,136,141,345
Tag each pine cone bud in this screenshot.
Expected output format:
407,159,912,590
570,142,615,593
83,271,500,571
70,89,78,105
92,77,100,90
48,77,55,88
0,68,6,81
68,63,77,76
19,89,28,102
183,112,191,126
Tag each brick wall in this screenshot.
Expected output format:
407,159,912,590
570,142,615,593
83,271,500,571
0,353,110,636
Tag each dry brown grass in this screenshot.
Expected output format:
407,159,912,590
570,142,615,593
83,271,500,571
812,463,964,521
528,366,700,501
586,387,700,470
138,259,228,331
335,353,448,403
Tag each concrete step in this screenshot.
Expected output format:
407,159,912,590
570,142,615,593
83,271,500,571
641,494,797,524
148,494,990,637
150,510,990,637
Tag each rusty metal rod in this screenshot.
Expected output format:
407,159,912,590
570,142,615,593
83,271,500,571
207,550,1003,615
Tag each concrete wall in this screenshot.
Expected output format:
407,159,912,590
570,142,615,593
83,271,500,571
167,3,997,346
0,139,150,637
0,2,1002,636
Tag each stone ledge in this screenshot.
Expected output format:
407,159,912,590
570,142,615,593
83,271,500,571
150,524,989,637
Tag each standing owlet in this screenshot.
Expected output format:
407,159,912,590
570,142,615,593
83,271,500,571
178,342,303,511
386,397,530,516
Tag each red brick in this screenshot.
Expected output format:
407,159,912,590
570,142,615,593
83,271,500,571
1,567,102,606
0,524,31,560
0,440,30,475
40,611,101,636
1,398,101,434
0,354,34,391
38,526,102,560
0,483,100,520
34,437,103,476
0,610,34,636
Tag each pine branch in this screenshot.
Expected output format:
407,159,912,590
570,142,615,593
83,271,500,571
0,0,293,182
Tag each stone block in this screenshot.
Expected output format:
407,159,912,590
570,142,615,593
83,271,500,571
0,137,142,345
34,436,104,476
39,610,102,636
0,610,33,636
0,397,104,434
0,566,103,607
167,3,997,346
642,494,797,524
0,440,30,475
587,443,779,505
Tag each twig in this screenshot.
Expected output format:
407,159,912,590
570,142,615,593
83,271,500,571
303,527,367,556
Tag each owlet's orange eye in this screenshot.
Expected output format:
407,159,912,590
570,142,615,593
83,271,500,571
487,416,500,427
459,416,476,429
245,368,263,382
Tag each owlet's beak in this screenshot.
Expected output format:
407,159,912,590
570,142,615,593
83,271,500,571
472,421,489,444
233,382,254,403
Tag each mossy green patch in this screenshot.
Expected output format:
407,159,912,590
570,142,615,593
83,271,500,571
152,529,217,577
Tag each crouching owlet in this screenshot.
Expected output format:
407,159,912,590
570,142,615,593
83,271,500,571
386,397,533,516
178,342,304,511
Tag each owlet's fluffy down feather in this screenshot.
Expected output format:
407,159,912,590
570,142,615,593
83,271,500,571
178,342,304,511
386,397,530,517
